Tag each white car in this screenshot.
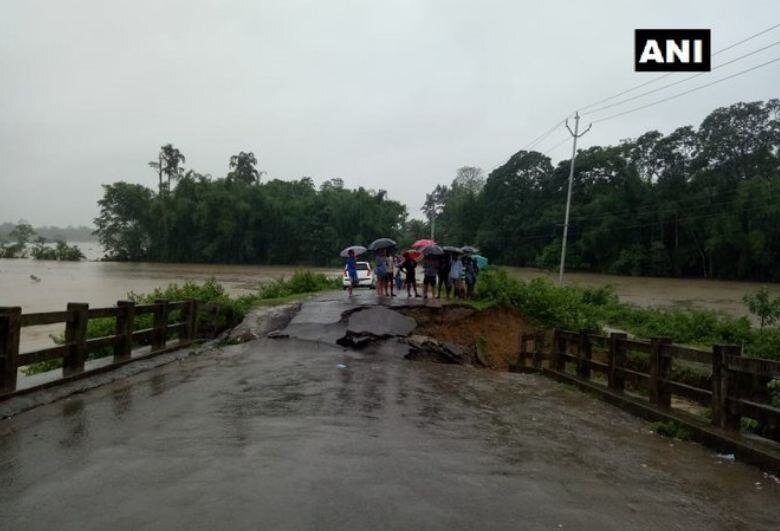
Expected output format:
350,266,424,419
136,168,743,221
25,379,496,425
343,261,375,289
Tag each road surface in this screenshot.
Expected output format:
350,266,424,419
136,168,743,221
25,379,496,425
0,292,778,530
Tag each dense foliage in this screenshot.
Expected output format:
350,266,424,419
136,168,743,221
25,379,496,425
95,149,409,265
427,100,780,281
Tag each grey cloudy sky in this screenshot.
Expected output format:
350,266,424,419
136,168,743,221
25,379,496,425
1,0,778,226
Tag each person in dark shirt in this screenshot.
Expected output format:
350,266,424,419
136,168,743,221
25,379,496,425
401,252,419,297
423,255,438,299
464,255,478,298
437,254,451,299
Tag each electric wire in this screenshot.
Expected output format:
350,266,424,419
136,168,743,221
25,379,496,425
592,56,780,124
583,41,780,117
577,22,780,113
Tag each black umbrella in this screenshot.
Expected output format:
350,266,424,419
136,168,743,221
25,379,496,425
368,238,397,251
340,245,367,258
442,245,462,254
461,245,479,254
421,244,444,256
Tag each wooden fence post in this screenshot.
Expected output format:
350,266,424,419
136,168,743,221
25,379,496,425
712,344,742,431
63,303,88,376
210,304,220,339
516,332,528,368
649,337,673,408
577,329,592,380
533,331,544,369
608,332,627,393
0,307,21,394
191,300,200,339
152,299,168,350
551,329,561,372
181,299,196,342
115,301,135,361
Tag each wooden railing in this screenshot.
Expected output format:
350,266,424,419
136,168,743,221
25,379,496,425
0,299,224,396
517,329,780,442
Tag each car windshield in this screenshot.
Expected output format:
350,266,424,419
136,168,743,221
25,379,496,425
355,263,369,270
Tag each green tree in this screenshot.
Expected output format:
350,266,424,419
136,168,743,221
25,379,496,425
228,151,261,184
9,223,36,246
743,288,780,329
94,182,154,260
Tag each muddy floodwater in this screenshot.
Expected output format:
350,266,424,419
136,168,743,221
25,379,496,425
504,266,780,319
0,258,339,312
0,258,338,352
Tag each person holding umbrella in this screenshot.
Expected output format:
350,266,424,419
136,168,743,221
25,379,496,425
340,245,367,297
367,238,396,299
400,251,420,298
437,253,451,299
345,249,358,296
449,253,464,299
383,248,396,297
464,254,478,298
374,250,387,297
420,245,443,299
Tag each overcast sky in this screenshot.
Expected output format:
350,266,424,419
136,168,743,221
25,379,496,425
1,0,778,226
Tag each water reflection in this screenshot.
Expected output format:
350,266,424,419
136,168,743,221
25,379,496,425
58,399,88,449
111,386,133,418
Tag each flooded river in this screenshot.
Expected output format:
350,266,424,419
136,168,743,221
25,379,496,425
0,258,338,352
0,258,339,313
504,266,780,319
1,256,777,352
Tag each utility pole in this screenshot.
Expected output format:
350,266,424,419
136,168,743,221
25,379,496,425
430,213,435,240
558,111,592,285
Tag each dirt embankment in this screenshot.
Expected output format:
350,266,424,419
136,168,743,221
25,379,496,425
399,305,538,371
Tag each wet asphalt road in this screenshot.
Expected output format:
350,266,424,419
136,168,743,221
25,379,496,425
0,292,779,530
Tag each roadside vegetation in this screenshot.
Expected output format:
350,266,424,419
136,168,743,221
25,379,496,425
22,271,339,375
474,268,780,361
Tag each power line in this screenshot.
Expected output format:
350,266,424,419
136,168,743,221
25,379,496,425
541,135,571,156
577,22,780,112
592,56,780,124
485,116,570,174
714,22,780,56
583,41,779,117
523,117,569,151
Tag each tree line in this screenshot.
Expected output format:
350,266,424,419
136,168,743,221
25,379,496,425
424,100,780,281
94,148,411,265
0,223,85,260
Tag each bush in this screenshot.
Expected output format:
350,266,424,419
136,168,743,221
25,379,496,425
650,420,694,440
474,269,603,331
479,268,777,362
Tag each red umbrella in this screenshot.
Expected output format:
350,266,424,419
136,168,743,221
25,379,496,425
412,238,435,249
402,249,423,261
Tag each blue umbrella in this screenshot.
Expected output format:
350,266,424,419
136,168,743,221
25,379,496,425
474,255,488,269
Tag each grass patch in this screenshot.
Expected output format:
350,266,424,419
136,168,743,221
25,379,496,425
650,420,694,441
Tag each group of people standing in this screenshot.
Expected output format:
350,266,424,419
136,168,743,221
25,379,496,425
369,248,480,300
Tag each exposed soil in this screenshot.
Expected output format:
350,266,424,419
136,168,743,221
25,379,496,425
399,305,538,370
